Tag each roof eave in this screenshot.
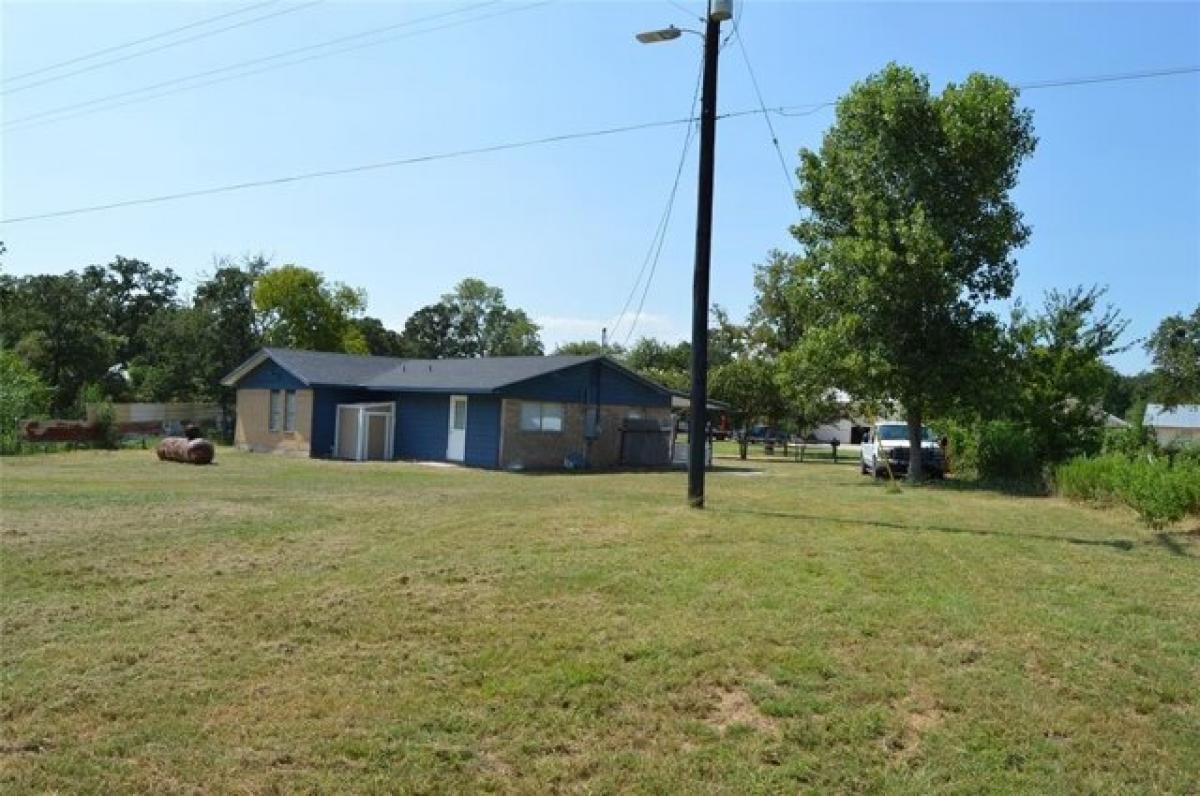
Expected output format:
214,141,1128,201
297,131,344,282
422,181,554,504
219,348,311,388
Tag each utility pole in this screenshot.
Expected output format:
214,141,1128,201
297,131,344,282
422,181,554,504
635,0,731,508
687,2,728,508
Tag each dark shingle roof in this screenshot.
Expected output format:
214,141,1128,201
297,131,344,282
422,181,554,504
224,347,611,393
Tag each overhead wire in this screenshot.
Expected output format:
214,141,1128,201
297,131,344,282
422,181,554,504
3,0,281,84
610,54,704,346
731,21,795,196
2,63,1197,225
2,1,326,96
2,1,536,131
0,114,698,225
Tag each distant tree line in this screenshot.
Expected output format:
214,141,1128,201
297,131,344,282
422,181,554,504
0,244,544,425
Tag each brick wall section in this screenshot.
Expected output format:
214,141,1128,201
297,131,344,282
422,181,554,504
498,399,671,470
234,388,313,455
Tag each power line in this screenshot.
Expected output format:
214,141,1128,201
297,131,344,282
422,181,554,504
3,0,282,84
664,1,704,24
1015,64,1200,91
611,54,704,346
732,25,795,196
2,1,325,96
762,64,1200,119
4,63,1197,224
2,1,524,131
0,115,697,225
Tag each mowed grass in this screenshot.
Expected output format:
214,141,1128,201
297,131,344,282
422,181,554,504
1,450,1197,794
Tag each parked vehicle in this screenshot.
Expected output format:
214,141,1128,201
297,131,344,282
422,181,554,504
744,425,785,444
860,421,944,478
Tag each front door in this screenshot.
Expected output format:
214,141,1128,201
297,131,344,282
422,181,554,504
446,395,468,462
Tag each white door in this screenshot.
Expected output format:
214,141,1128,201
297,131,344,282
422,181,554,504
446,395,468,462
337,406,360,460
365,414,389,460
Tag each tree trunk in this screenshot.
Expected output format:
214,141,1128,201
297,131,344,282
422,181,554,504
906,409,925,483
738,436,748,460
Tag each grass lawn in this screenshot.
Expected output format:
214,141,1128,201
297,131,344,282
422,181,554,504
2,450,1197,793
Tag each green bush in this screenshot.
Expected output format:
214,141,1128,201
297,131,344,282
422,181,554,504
91,402,121,450
1102,423,1157,459
935,420,978,477
1056,454,1200,529
0,349,51,456
1120,459,1200,529
1056,455,1123,503
975,421,1040,482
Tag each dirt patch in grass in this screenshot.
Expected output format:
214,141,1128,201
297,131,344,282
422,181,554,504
705,686,780,735
886,689,946,763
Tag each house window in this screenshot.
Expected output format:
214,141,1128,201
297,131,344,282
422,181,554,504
520,401,564,432
269,390,283,431
270,389,297,432
284,390,297,432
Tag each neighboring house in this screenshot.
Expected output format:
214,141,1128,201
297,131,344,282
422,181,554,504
1144,403,1200,447
220,348,675,469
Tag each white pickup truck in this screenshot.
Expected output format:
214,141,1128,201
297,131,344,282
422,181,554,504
860,421,944,478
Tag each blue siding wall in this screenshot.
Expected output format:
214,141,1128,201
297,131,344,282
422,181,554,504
501,365,591,403
597,362,671,407
503,361,670,407
464,396,501,468
238,360,306,391
395,393,450,461
311,387,382,458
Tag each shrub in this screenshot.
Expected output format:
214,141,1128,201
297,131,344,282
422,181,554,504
1120,459,1200,529
1055,455,1123,503
1102,423,1157,459
0,349,51,456
975,421,1040,483
1056,454,1200,529
934,420,978,477
91,402,121,450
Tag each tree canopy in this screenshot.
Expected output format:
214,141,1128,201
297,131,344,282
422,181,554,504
783,63,1037,479
1147,306,1200,409
253,265,368,354
402,278,542,358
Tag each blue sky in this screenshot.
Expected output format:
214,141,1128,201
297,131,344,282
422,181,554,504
2,1,1197,373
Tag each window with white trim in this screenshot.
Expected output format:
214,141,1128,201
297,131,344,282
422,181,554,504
269,390,283,431
284,390,297,432
269,389,297,432
519,401,564,432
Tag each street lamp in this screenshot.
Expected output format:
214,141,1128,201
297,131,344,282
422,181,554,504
636,1,731,509
635,25,684,44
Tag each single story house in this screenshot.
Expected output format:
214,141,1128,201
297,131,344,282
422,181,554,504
1144,403,1200,447
220,348,675,469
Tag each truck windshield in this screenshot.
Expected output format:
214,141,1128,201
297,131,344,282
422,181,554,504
877,425,934,441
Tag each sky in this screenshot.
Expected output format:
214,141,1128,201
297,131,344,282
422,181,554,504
2,1,1198,374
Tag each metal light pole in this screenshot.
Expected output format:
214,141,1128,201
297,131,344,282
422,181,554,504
637,1,731,508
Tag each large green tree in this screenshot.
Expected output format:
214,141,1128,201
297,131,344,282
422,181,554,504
81,257,180,367
710,357,785,459
353,317,410,357
785,63,1037,480
128,255,267,407
0,272,118,414
401,278,542,358
553,340,626,357
0,348,51,451
1006,286,1129,464
1147,306,1200,408
253,265,368,353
